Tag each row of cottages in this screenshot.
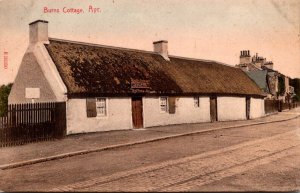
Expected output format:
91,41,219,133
9,20,265,135
236,50,293,102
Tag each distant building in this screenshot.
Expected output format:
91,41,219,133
236,50,291,102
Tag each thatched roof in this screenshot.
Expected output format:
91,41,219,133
45,38,264,97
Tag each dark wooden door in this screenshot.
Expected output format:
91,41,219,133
210,97,217,122
246,97,250,120
132,97,143,128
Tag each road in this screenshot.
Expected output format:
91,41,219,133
0,117,299,191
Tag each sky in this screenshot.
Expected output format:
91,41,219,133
0,0,299,85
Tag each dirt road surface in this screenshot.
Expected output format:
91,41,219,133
0,117,299,191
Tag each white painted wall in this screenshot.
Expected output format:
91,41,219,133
67,98,132,134
217,97,246,121
67,96,265,135
143,97,210,127
250,98,265,119
8,41,67,104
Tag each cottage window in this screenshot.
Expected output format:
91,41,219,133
96,98,107,116
194,97,200,107
160,97,168,113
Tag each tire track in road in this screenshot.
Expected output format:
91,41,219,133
160,145,299,192
52,130,299,192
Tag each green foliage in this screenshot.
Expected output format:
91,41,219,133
0,83,13,116
277,76,285,96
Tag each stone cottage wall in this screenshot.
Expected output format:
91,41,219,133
66,98,133,134
250,98,265,119
8,53,57,104
143,96,210,128
217,96,246,121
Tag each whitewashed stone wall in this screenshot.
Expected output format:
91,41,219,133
8,53,57,104
65,96,265,135
250,98,265,119
66,98,132,134
217,97,246,121
9,43,67,104
143,97,210,128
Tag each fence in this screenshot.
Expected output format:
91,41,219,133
0,102,66,147
265,99,299,115
291,102,299,108
264,100,279,114
279,101,290,111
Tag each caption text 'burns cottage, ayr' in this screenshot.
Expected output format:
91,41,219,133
43,5,101,14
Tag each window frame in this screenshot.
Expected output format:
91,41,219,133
159,96,168,113
96,97,108,117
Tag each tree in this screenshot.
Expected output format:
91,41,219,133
290,78,300,101
277,75,285,96
0,83,13,116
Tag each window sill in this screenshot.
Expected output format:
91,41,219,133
96,115,109,119
159,111,169,114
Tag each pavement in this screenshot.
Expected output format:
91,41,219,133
0,108,299,170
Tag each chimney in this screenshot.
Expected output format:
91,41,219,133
239,50,251,64
29,20,49,44
153,40,169,61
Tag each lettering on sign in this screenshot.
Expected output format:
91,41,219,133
131,79,150,89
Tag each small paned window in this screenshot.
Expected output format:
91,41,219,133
160,97,168,112
96,98,107,116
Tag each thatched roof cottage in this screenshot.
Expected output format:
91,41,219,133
9,20,265,134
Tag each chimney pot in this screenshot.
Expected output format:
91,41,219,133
29,20,49,44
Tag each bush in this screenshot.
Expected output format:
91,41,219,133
0,83,13,116
290,78,300,102
278,76,285,96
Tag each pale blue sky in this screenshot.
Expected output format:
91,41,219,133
0,0,299,85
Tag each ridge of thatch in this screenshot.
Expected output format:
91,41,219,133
45,38,265,97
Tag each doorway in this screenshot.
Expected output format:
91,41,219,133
210,96,218,122
246,97,250,120
132,97,144,128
